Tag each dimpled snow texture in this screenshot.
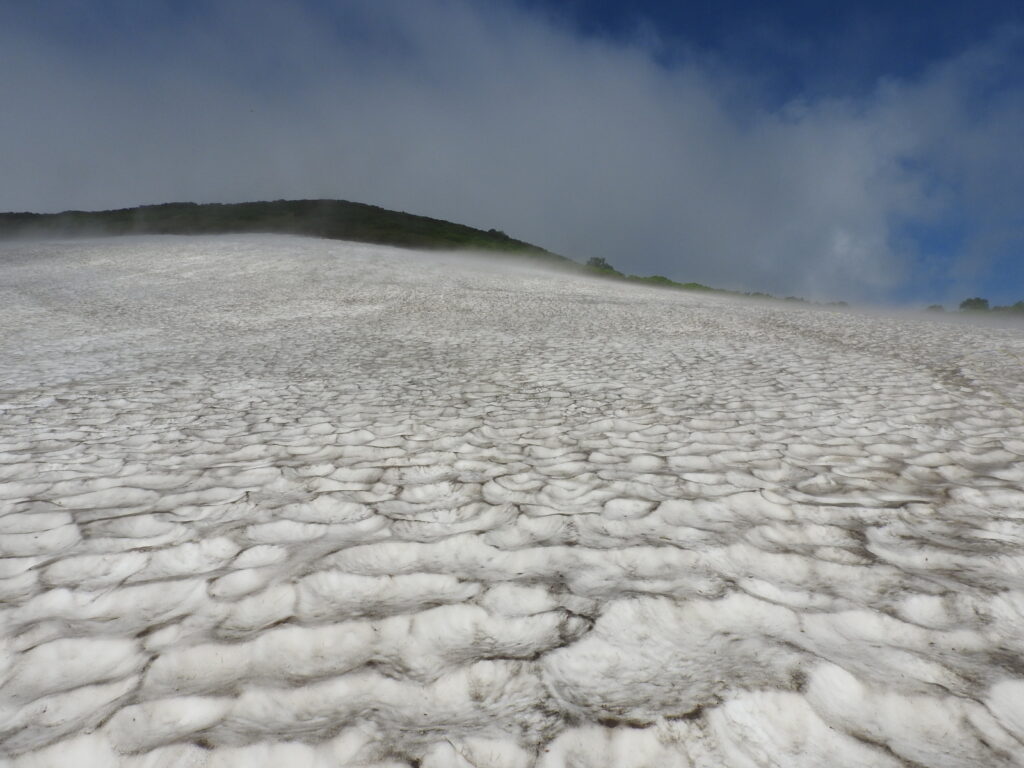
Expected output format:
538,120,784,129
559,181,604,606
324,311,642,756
2,235,1024,767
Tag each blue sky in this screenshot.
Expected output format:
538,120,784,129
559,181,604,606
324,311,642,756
2,1,1022,306
530,1,1023,88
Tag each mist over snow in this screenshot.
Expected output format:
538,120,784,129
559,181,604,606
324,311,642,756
1,1,1023,303
2,234,1024,766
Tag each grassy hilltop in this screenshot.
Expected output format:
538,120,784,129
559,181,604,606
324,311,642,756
0,199,563,262
8,199,1017,312
0,198,725,292
0,199,807,299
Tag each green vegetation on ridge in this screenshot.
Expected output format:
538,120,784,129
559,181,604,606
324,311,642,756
584,256,718,294
0,199,732,296
958,297,1024,314
0,199,562,262
581,255,852,306
1,198,858,306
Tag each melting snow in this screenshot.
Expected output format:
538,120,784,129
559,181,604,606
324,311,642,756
1,234,1023,767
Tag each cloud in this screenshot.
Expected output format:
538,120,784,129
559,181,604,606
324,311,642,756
0,0,1021,301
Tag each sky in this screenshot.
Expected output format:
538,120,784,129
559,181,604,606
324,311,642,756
1,0,1023,305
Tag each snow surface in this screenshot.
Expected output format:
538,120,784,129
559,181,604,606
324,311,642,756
1,234,1024,767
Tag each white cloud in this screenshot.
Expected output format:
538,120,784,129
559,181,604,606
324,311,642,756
0,1,1021,301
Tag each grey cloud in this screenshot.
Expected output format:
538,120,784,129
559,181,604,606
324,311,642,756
1,1,1021,301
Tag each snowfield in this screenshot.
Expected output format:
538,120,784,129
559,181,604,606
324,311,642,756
2,234,1024,768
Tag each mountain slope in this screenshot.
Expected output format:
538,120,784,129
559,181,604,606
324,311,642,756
2,235,1024,765
0,199,564,262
